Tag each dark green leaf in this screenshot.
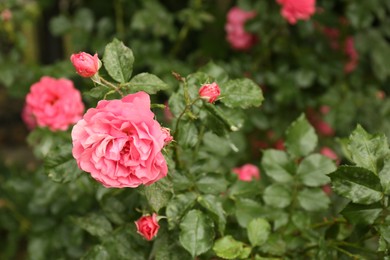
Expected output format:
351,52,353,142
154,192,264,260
247,218,271,247
329,166,383,204
81,245,110,260
176,121,198,148
297,154,336,187
297,188,330,211
123,73,168,94
202,132,231,156
261,149,294,183
259,233,286,256
84,85,110,99
213,236,251,260
347,125,389,174
144,177,173,213
341,202,382,225
235,198,263,227
263,184,292,209
229,180,261,197
220,78,264,109
179,210,215,257
196,174,228,195
199,61,229,83
379,156,390,194
285,114,318,158
197,195,226,235
166,192,197,229
103,38,134,83
71,213,113,238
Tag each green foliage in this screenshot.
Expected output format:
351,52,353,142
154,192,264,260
103,38,134,83
213,236,251,260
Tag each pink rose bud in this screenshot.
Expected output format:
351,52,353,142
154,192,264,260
320,147,339,165
199,82,221,103
135,213,160,241
322,184,332,196
70,52,99,78
161,127,173,145
276,0,316,24
233,164,260,182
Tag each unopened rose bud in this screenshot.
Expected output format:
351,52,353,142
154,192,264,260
199,82,221,103
70,52,100,78
135,213,160,241
161,127,173,145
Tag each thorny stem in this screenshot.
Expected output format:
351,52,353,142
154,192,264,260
311,217,347,229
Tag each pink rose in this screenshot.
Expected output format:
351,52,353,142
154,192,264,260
225,7,257,50
233,164,260,182
161,127,173,145
344,37,358,73
22,76,84,131
199,82,221,103
135,213,160,241
70,52,100,77
71,91,168,188
277,0,316,24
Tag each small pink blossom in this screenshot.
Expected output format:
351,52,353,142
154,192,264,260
322,184,332,196
22,76,84,131
233,164,260,182
306,107,335,137
225,7,257,50
1,9,12,22
376,90,386,100
161,127,173,145
135,213,160,241
71,92,168,188
320,147,339,165
199,82,221,103
70,52,100,77
277,0,316,24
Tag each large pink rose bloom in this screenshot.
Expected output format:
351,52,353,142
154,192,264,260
225,7,257,50
22,76,84,131
71,92,168,188
277,0,316,24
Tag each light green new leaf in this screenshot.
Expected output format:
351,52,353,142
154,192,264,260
179,210,215,257
261,149,294,183
124,72,168,94
247,218,271,247
220,78,264,109
263,184,292,209
285,114,318,159
213,236,251,260
297,188,330,211
329,166,383,204
103,38,134,83
297,154,336,187
347,125,389,174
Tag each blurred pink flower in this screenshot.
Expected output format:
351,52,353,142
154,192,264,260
23,76,84,131
225,7,257,50
277,0,316,24
72,92,168,188
1,9,12,22
320,147,339,165
344,37,358,73
233,164,260,181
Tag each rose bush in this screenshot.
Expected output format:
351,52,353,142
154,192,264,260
2,1,390,259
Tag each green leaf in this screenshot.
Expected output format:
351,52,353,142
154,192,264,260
261,149,294,183
285,114,318,158
247,218,271,247
229,180,260,197
176,121,198,148
297,154,336,187
44,144,82,183
196,174,228,195
82,245,110,260
198,61,229,83
143,177,173,213
259,233,286,256
379,156,390,195
103,38,134,83
220,78,264,109
179,210,215,257
263,184,292,209
71,213,113,238
297,188,330,211
84,85,110,99
202,132,231,156
329,166,383,204
166,192,197,229
235,198,263,227
197,195,226,235
204,103,242,132
341,202,382,225
213,236,251,260
347,125,389,174
123,73,168,94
